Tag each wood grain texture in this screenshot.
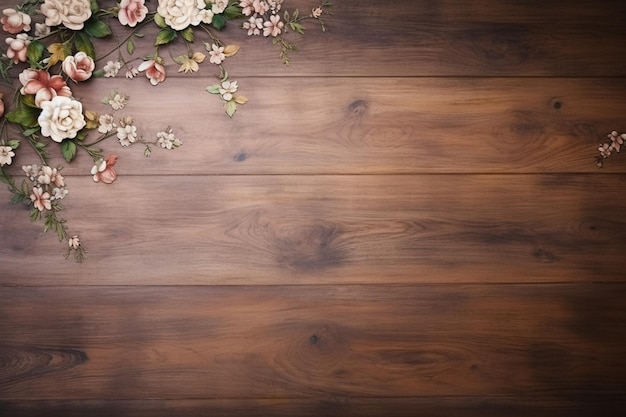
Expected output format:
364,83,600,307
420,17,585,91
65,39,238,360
2,174,625,285
1,285,625,400
1,0,626,414
84,0,626,77
3,77,625,176
2,397,626,417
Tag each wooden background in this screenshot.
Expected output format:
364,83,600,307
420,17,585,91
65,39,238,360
2,0,626,415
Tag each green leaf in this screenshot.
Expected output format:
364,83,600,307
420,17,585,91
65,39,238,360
155,28,177,46
127,38,135,54
154,13,167,28
6,107,40,128
90,0,99,13
290,22,305,34
21,94,37,108
21,127,39,136
74,32,96,59
223,4,244,20
26,40,45,66
181,27,194,43
206,85,220,94
224,100,236,117
212,14,227,30
84,18,112,38
7,139,20,149
61,140,77,163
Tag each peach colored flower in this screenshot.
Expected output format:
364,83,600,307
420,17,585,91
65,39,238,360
91,155,118,184
30,186,52,211
0,93,4,118
138,59,166,85
5,33,29,64
118,0,148,27
263,14,283,37
19,68,72,108
1,8,31,34
62,52,95,82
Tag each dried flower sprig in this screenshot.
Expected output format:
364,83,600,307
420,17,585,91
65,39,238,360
596,130,625,167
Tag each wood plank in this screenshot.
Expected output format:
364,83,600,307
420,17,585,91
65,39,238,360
3,77,625,175
1,284,625,400
80,0,626,77
1,397,625,417
1,174,625,285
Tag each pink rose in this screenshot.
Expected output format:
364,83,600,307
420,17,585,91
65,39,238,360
138,59,166,86
19,68,72,108
118,0,148,27
62,52,95,82
91,155,118,184
1,8,31,34
5,33,29,64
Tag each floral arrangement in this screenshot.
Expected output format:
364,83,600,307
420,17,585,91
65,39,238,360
0,0,331,261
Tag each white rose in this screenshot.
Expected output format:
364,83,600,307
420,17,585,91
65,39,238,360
40,0,92,30
38,96,86,143
157,0,213,31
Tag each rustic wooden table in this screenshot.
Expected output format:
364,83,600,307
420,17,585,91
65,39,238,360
1,0,625,415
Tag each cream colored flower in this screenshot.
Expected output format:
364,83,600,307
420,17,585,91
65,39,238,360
212,0,228,14
68,235,81,249
116,118,138,146
40,0,92,30
157,0,213,31
98,114,116,134
0,145,15,166
38,96,86,143
311,7,323,18
219,80,238,101
156,128,182,149
103,60,122,78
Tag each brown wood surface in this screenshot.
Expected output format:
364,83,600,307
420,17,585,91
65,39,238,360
1,174,626,285
1,0,626,415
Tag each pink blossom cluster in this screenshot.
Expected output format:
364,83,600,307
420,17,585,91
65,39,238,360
241,0,285,37
22,164,68,212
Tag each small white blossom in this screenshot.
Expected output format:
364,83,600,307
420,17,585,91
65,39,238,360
51,187,68,200
0,146,15,166
208,43,226,64
68,235,81,250
35,23,50,37
212,0,228,14
125,67,139,79
156,128,182,149
98,114,116,134
116,118,138,146
219,80,238,101
311,6,323,18
107,92,128,110
243,16,263,36
103,60,122,77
